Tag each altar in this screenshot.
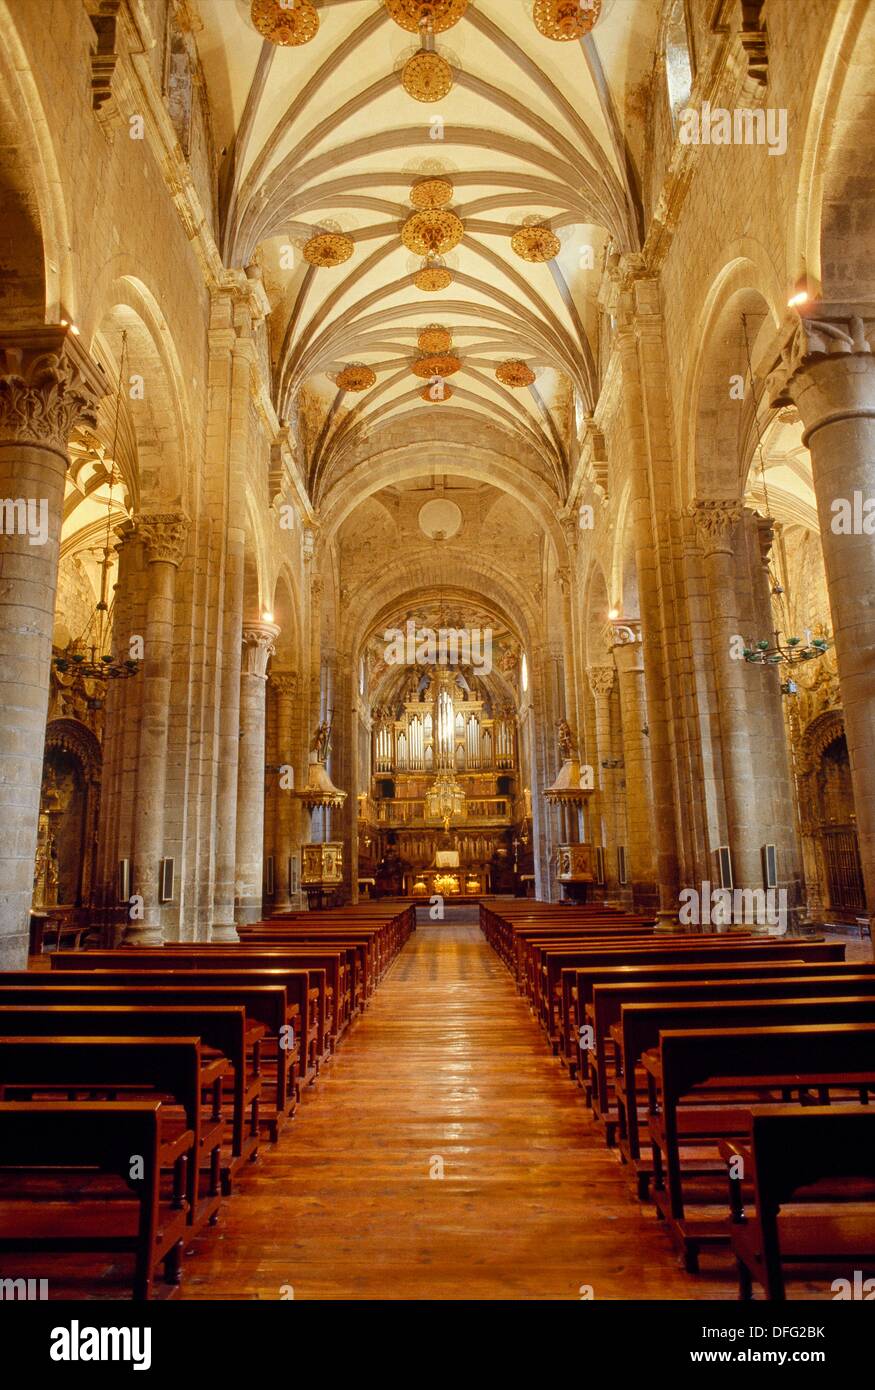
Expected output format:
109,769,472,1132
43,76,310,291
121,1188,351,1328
405,866,488,897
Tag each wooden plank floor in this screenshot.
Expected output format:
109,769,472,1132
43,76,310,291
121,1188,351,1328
180,915,740,1301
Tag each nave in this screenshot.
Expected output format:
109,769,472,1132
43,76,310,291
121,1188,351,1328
178,913,733,1302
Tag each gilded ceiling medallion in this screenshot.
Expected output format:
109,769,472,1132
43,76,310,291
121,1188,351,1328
383,0,468,34
336,364,377,392
418,325,453,353
303,231,355,267
402,209,464,256
414,263,453,292
410,176,455,210
412,353,461,378
420,383,454,402
401,50,453,102
533,0,602,41
496,359,536,388
511,223,561,263
250,0,319,46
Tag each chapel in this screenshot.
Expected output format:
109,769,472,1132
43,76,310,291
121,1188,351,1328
0,0,873,1308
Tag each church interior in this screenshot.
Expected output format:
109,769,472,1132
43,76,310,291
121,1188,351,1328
0,0,874,1313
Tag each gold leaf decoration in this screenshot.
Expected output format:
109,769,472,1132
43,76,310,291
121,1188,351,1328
421,382,454,402
336,364,377,392
414,262,453,292
418,325,453,353
401,50,453,102
410,176,455,210
412,353,461,378
251,0,319,46
533,0,602,41
496,360,536,388
384,0,468,34
510,223,561,263
303,231,355,267
402,209,464,256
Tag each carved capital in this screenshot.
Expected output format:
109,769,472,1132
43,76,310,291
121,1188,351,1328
241,621,280,679
0,328,105,455
588,665,615,698
271,671,299,699
766,311,875,426
136,511,190,567
689,498,744,555
604,618,642,651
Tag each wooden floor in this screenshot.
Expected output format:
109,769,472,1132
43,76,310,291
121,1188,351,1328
180,913,738,1301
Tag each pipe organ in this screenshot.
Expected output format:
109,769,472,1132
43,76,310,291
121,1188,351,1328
367,669,520,896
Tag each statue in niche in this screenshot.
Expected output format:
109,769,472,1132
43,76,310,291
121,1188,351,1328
557,719,577,761
310,718,332,763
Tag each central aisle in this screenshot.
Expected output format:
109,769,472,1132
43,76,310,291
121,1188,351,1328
184,912,733,1300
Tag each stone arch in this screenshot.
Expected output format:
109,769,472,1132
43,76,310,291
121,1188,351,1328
681,255,783,506
87,276,194,512
582,559,612,669
0,1,73,322
791,0,875,299
270,564,301,671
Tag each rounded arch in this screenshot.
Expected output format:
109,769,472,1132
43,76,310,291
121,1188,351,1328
791,0,874,299
679,248,784,507
269,563,302,671
0,0,73,321
582,559,612,669
87,275,195,512
320,444,568,562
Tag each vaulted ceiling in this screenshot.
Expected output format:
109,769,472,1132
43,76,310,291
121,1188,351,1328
193,0,657,506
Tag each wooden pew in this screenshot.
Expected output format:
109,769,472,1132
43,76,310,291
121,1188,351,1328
52,951,335,1064
0,1099,190,1300
721,1105,875,1300
0,1004,260,1200
0,979,296,1137
604,975,875,1176
561,940,847,1071
644,1021,875,1271
0,1034,211,1226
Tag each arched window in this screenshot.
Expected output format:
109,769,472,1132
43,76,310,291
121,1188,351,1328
665,0,693,124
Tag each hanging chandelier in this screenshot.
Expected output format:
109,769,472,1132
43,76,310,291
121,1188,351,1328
424,768,466,829
250,0,319,46
739,313,831,696
384,0,468,33
53,332,139,686
532,0,602,41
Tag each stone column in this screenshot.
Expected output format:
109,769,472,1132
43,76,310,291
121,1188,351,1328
270,670,299,913
210,530,245,942
690,498,764,892
588,665,620,897
235,620,279,925
0,328,104,967
607,622,658,908
124,512,189,945
768,310,875,926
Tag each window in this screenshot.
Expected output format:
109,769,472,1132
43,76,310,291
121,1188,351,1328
665,0,693,125
521,652,529,694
